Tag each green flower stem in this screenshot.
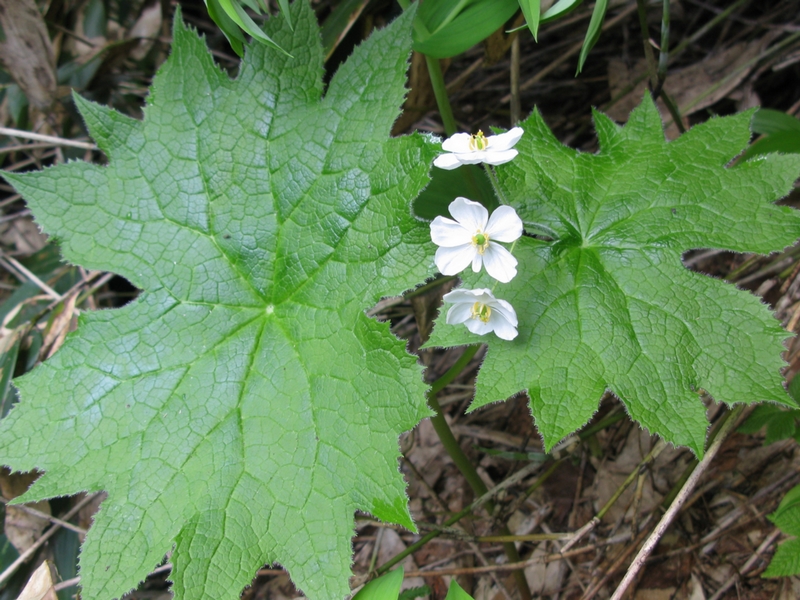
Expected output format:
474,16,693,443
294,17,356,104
577,410,626,440
429,343,481,395
484,165,508,205
659,91,686,134
657,0,670,85
634,0,658,90
425,55,458,136
424,346,532,600
396,0,457,136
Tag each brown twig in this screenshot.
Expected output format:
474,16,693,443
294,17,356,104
609,406,745,600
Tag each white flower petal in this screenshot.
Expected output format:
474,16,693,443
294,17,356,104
482,244,518,283
442,288,482,304
433,153,464,170
449,153,487,165
448,197,488,232
442,288,518,340
482,149,518,166
435,244,475,275
487,127,524,151
441,132,473,153
446,302,473,325
434,128,523,169
490,314,518,340
485,205,523,242
471,252,483,273
464,317,495,336
430,216,471,247
491,297,519,327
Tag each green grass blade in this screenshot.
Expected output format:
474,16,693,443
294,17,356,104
577,0,608,73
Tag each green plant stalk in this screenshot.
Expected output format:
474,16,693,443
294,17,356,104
425,55,458,136
634,0,658,89
484,165,507,205
660,91,686,134
592,0,750,127
435,0,471,33
577,410,626,440
429,344,481,395
423,347,532,600
507,458,565,516
428,393,534,600
657,0,670,83
396,0,457,136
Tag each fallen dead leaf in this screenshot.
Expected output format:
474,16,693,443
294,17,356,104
607,33,779,137
14,560,56,600
128,2,163,61
0,469,50,555
0,219,48,255
40,293,78,361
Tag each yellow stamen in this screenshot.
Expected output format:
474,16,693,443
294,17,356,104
468,130,488,151
472,231,490,254
470,302,492,323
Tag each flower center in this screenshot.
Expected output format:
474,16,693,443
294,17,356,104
471,301,492,323
472,231,490,254
468,130,488,151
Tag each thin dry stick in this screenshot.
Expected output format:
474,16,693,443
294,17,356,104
0,500,87,536
403,544,602,577
0,127,96,150
707,528,782,600
510,35,521,125
0,253,62,300
581,517,655,599
562,440,667,553
59,561,178,592
609,405,745,600
53,575,80,592
0,493,100,587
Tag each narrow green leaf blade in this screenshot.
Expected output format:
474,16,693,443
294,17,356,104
205,0,248,56
445,580,475,600
742,130,800,161
576,0,608,73
541,0,584,23
519,0,541,41
276,0,293,29
752,108,800,136
353,568,404,600
413,0,518,58
217,0,288,54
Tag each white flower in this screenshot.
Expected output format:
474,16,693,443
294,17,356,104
430,197,523,283
433,127,524,170
442,288,518,340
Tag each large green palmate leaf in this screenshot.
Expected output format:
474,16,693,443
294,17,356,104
0,3,439,599
428,96,800,455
